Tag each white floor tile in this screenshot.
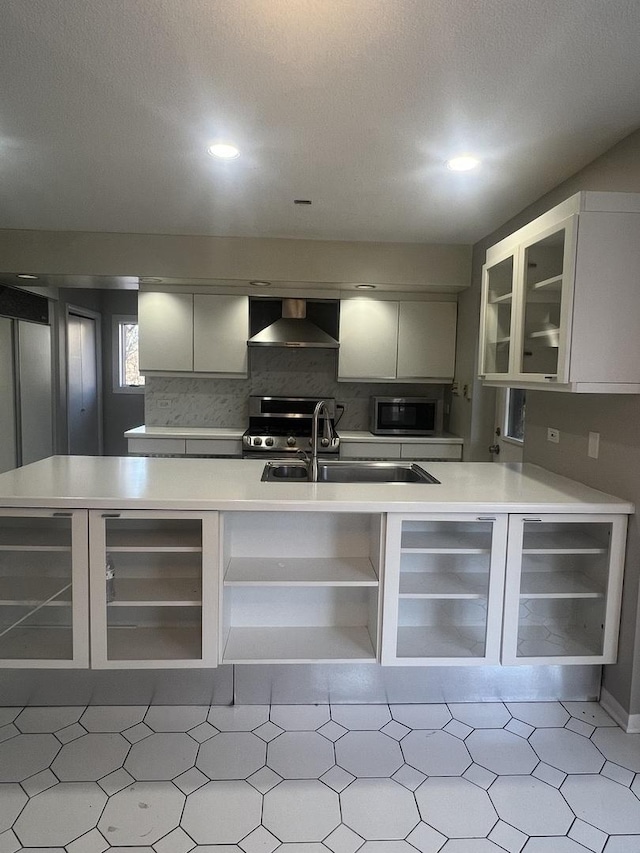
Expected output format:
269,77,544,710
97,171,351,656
439,840,503,851
462,763,497,790
415,777,498,838
145,705,209,732
562,773,640,834
20,767,58,797
465,730,537,776
341,778,419,840
0,830,19,853
97,781,184,846
565,717,595,737
123,721,154,743
505,702,570,729
330,704,391,731
392,763,427,791
52,732,130,781
253,721,283,742
390,704,451,729
189,721,219,743
487,821,527,853
0,785,27,832
336,730,403,777
318,720,348,742
0,734,61,782
505,718,534,739
320,764,355,793
197,732,266,780
80,705,147,732
567,818,607,853
56,721,87,744
562,702,617,727
405,822,447,853
263,779,340,842
125,732,198,780
13,782,107,847
98,766,135,795
182,781,262,845
239,825,280,853
448,702,510,729
531,761,566,788
154,826,197,853
593,727,640,772
488,775,573,836
267,731,334,778
0,725,18,744
270,705,330,731
0,710,19,727
444,719,473,740
602,836,640,852
14,706,84,733
65,828,109,853
601,759,634,786
401,730,471,776
530,727,604,773
324,823,364,853
247,765,282,794
521,840,589,853
207,706,269,732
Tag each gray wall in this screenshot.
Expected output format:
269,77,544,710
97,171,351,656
58,288,144,456
451,127,640,716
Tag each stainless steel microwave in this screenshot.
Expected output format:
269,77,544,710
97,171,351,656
370,396,443,436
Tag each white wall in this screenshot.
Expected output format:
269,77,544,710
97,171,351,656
453,127,640,716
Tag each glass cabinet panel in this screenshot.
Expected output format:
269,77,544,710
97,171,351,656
482,256,515,375
0,510,88,666
519,228,567,377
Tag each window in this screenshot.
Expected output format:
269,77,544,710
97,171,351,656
505,388,526,442
113,315,144,393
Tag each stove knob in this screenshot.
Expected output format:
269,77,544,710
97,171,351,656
320,437,330,447
253,437,263,446
265,437,275,447
286,436,296,447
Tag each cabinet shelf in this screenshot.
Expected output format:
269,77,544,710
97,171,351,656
396,625,486,659
517,624,601,658
224,557,378,587
531,274,563,292
106,578,202,607
399,571,488,599
106,626,202,661
0,626,73,660
223,626,376,664
522,532,607,554
105,529,202,552
520,570,604,599
489,292,513,304
401,532,492,554
0,577,72,606
0,529,71,551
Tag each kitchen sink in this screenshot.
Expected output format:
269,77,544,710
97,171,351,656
261,460,440,484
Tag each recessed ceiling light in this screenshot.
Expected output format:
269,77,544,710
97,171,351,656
355,284,376,290
207,142,240,160
446,155,480,172
17,274,39,280
250,280,271,287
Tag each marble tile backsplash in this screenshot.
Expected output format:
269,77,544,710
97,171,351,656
145,348,447,430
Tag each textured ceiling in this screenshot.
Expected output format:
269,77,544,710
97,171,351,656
1,0,639,244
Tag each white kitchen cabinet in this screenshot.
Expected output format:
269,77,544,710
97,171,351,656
139,290,249,377
193,294,249,377
338,298,457,382
502,514,627,665
0,509,89,668
139,291,194,373
220,512,383,664
381,514,507,665
339,437,462,461
479,191,640,392
89,510,218,668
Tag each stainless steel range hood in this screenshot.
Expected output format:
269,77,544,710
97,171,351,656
248,298,339,348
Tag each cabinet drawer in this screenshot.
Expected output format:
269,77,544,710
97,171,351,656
128,438,186,455
400,443,462,461
340,442,402,459
185,439,242,457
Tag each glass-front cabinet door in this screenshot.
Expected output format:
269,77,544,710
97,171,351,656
479,252,517,379
515,215,577,383
89,510,218,668
502,514,627,665
381,514,508,665
0,509,88,667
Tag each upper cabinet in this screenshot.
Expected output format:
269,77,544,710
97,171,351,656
478,191,640,392
338,298,457,382
139,291,249,378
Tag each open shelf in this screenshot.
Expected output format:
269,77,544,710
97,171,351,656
399,571,488,599
0,626,73,660
106,626,202,661
401,532,492,554
396,625,486,659
522,531,608,554
0,529,71,551
223,625,376,664
0,577,72,605
531,274,562,292
520,570,604,598
106,577,202,606
105,529,202,552
225,556,378,586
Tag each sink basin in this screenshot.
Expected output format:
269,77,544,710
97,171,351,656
261,461,439,484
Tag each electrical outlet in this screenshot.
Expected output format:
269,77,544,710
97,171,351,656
547,427,560,443
588,431,600,459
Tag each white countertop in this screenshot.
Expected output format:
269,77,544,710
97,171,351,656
125,426,463,444
0,456,632,514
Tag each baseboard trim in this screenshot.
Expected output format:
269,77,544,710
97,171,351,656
600,686,640,732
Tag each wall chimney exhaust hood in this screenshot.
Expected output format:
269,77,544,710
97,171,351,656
248,298,339,348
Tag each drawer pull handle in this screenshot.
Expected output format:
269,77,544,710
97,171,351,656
476,516,496,522
101,513,121,518
52,512,72,517
523,517,542,522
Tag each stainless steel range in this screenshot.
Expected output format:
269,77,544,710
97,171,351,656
242,396,340,457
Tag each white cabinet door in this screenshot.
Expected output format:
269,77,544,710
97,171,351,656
89,510,218,669
397,302,457,380
193,294,249,377
502,514,627,665
0,509,89,668
338,300,398,380
139,291,193,373
381,513,508,666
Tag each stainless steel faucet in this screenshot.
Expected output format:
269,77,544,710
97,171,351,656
310,399,334,482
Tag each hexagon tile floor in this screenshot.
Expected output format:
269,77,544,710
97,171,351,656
1,701,640,852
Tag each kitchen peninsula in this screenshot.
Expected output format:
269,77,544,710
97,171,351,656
0,456,631,677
